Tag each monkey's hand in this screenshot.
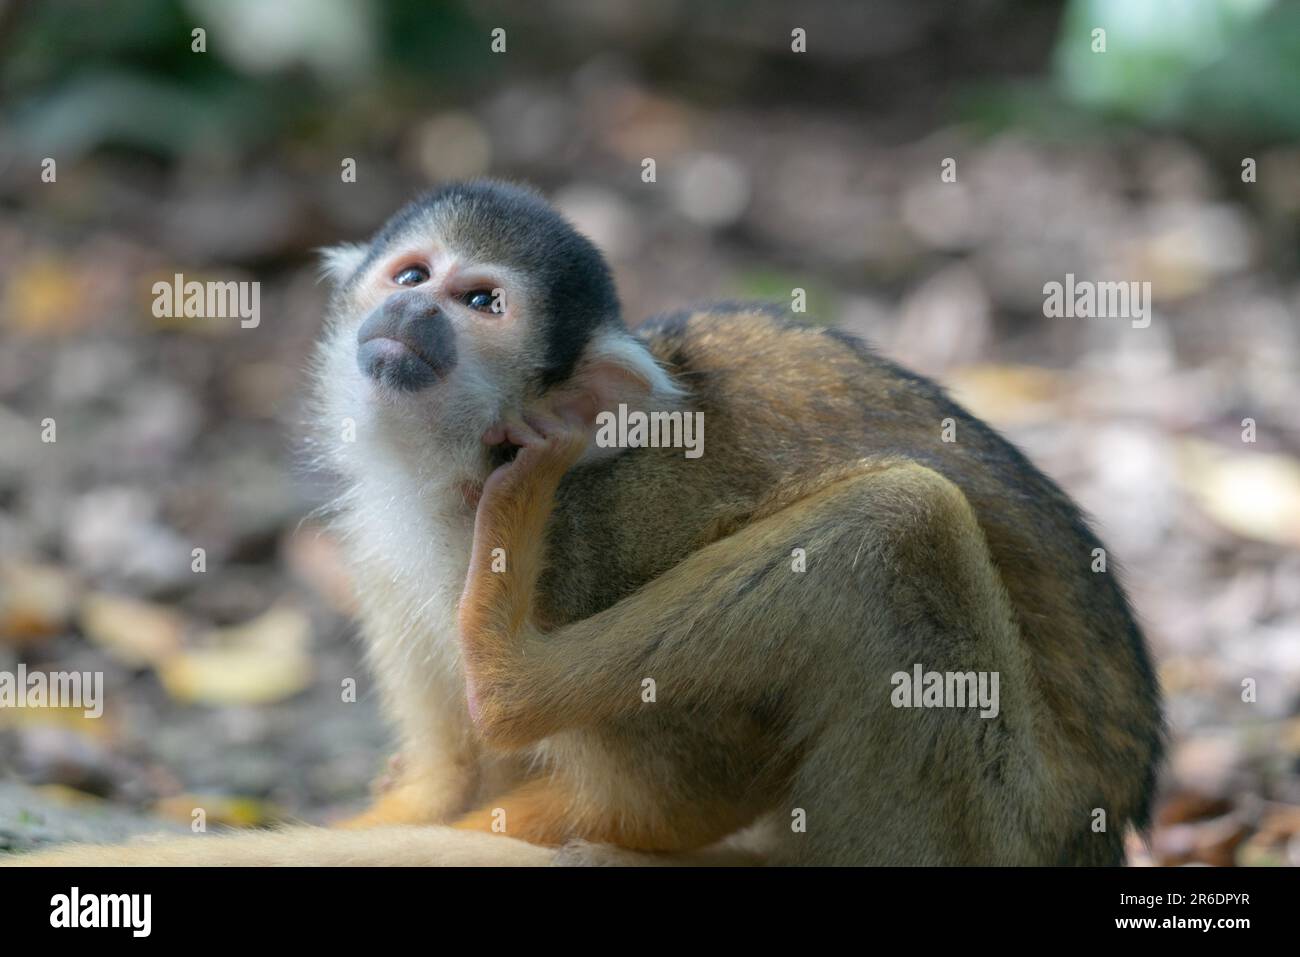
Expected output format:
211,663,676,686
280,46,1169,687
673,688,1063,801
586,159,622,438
459,412,587,739
477,410,588,515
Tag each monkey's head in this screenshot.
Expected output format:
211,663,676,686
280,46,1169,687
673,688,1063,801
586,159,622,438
313,180,681,496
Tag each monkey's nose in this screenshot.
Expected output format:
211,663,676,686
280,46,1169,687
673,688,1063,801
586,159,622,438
356,296,458,392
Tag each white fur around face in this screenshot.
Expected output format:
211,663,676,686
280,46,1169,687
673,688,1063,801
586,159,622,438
312,301,497,699
309,240,687,771
312,314,685,610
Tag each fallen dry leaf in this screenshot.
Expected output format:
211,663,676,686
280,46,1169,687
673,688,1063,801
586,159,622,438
0,559,78,646
1236,805,1300,866
79,592,184,668
1153,813,1251,867
0,704,116,740
1177,439,1300,547
157,604,313,705
1250,803,1300,843
945,363,1067,426
34,783,115,808
154,793,285,829
2,256,97,335
1156,791,1233,827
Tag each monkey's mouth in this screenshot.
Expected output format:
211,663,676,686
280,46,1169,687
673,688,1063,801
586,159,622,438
357,336,444,392
355,306,457,393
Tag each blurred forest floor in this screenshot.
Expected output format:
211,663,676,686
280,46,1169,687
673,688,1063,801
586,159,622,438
0,0,1298,864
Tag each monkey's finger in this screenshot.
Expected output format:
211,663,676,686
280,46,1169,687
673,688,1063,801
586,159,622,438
522,411,573,439
502,419,546,449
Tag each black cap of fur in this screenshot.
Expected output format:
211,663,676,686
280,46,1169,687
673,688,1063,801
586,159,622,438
367,180,622,389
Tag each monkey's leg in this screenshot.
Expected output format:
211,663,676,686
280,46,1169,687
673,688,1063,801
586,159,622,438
336,777,452,829
447,778,770,865
449,778,575,845
449,777,772,859
460,434,1017,742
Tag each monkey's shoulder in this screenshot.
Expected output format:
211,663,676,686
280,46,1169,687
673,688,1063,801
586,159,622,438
637,303,938,401
635,303,966,444
638,302,862,376
630,303,1104,569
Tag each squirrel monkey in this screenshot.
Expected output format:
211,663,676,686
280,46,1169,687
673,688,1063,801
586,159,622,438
10,181,1161,866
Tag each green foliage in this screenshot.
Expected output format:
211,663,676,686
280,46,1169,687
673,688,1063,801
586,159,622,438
1054,0,1300,138
0,0,496,160
732,271,835,326
958,0,1298,143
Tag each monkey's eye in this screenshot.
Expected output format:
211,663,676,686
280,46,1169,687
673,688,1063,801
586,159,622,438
464,289,500,313
393,265,430,286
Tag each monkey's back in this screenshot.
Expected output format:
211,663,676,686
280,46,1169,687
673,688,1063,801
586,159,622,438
541,304,1161,859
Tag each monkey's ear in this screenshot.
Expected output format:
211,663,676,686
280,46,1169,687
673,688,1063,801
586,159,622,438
552,329,686,426
318,243,369,286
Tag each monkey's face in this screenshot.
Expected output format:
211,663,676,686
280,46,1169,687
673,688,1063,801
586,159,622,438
344,238,532,406
317,237,538,479
313,182,681,500
354,260,501,394
313,183,632,486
